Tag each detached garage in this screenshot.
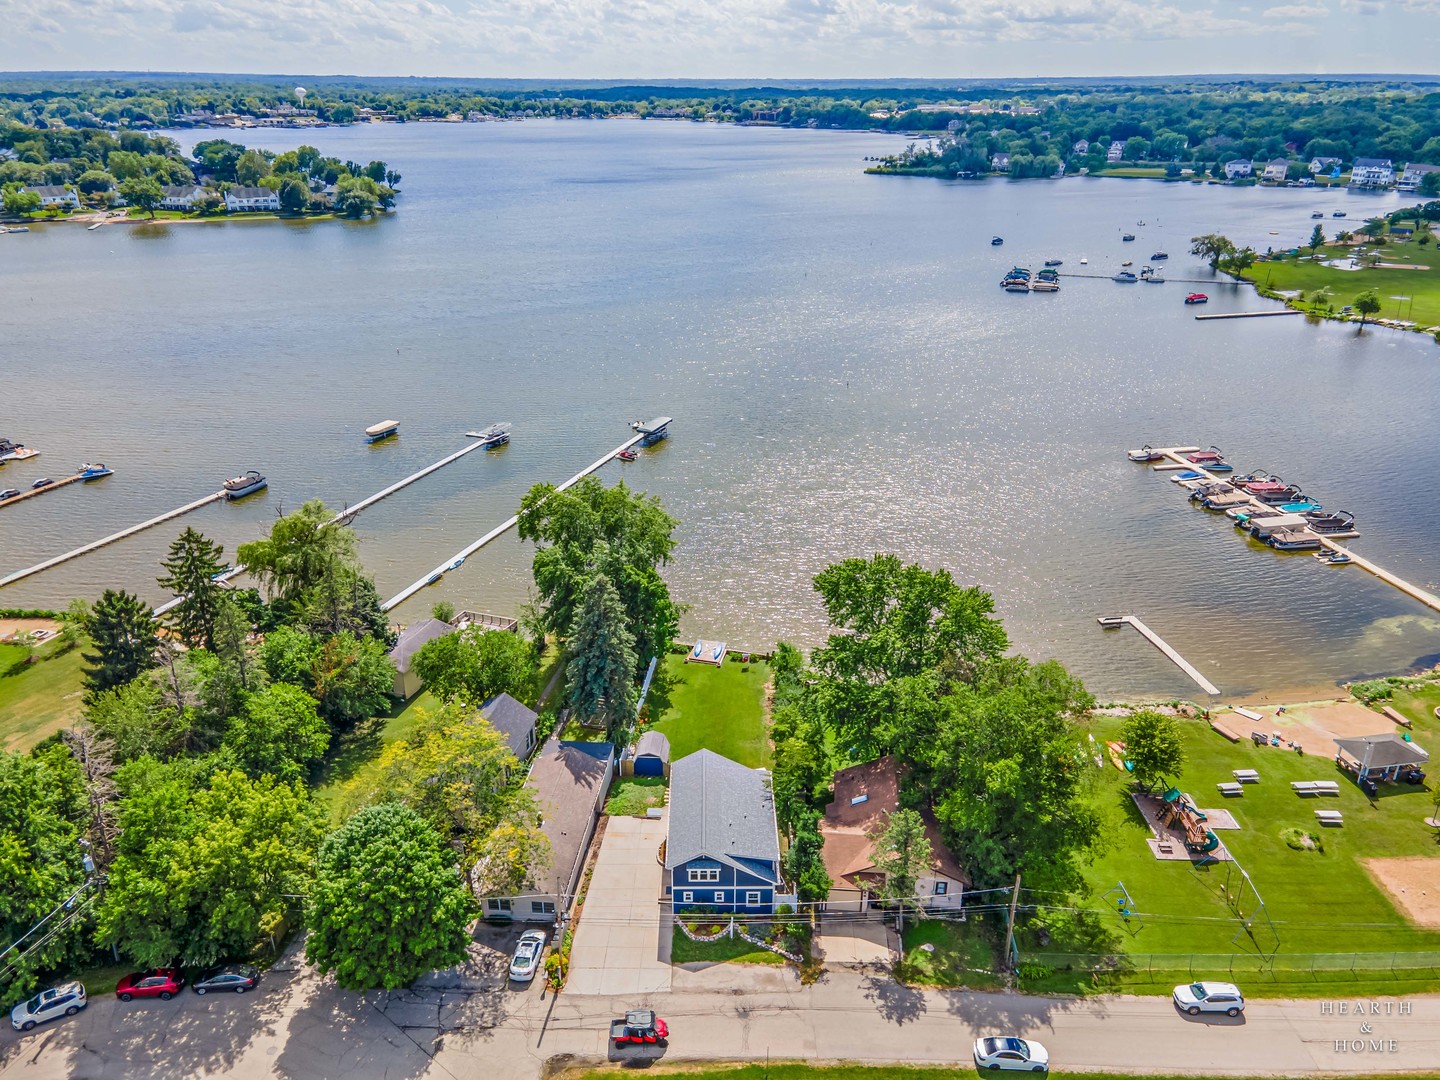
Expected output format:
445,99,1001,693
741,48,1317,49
632,730,670,778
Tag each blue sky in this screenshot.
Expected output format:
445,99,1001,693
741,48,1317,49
1,0,1436,78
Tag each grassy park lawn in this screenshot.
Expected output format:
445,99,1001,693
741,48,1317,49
670,926,784,966
0,640,87,752
1024,708,1440,995
897,921,1005,990
605,776,666,817
644,652,771,767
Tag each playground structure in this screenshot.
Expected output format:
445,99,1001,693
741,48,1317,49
1102,881,1145,936
1159,786,1221,861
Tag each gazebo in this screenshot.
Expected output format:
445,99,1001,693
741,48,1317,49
1334,732,1429,785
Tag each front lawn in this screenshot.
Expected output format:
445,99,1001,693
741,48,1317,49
605,776,666,817
644,652,771,767
670,926,784,966
0,639,87,752
897,920,1005,990
313,690,436,822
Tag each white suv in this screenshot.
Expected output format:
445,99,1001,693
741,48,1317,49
1173,981,1245,1016
11,982,87,1031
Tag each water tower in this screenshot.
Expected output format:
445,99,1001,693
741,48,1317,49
295,86,307,107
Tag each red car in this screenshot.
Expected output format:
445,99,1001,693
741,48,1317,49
116,969,185,1001
610,1008,668,1045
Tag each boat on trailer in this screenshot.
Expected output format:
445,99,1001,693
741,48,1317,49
222,471,267,500
365,420,400,443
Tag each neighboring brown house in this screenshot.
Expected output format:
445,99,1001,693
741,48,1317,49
819,757,968,913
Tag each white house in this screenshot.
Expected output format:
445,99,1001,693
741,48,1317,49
1309,156,1342,175
1262,158,1291,183
159,185,206,211
1224,159,1254,180
22,185,80,209
990,152,1011,172
1072,138,1089,155
1107,140,1125,162
1349,158,1394,188
224,185,281,212
1398,162,1440,192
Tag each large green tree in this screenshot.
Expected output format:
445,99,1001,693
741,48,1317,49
411,628,537,708
236,499,353,603
222,683,329,782
1354,289,1382,326
81,589,159,699
95,763,322,968
311,631,394,729
930,658,1099,893
518,476,679,671
565,574,638,740
117,175,163,217
871,807,933,930
1120,709,1186,791
1189,233,1237,269
305,803,474,990
156,526,227,649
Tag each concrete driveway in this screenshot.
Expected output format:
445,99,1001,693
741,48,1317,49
815,917,899,967
565,813,672,996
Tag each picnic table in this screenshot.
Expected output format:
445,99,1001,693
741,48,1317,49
1232,769,1260,783
1315,809,1344,825
1291,780,1341,796
1216,782,1244,797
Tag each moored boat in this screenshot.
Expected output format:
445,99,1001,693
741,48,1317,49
1127,445,1163,462
631,416,672,446
991,236,1004,245
1185,447,1232,472
1315,549,1352,564
1185,293,1208,304
1044,258,1062,266
1030,280,1059,292
222,470,267,500
78,463,113,480
1122,233,1136,241
1171,470,1206,482
466,423,511,447
1305,509,1355,533
616,449,637,462
1278,500,1322,514
1113,270,1137,283
1004,280,1031,292
365,420,400,443
1151,251,1169,260
1267,527,1322,551
1311,211,1324,219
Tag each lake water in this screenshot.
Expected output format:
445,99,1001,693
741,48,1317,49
3,120,1437,701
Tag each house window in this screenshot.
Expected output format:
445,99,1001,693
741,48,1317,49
531,901,555,914
688,868,720,883
933,881,948,896
487,898,512,911
745,891,761,906
680,891,693,903
713,891,725,903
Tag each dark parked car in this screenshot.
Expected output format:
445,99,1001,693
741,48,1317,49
192,964,261,995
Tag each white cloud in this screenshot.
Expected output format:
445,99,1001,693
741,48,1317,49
1262,2,1328,16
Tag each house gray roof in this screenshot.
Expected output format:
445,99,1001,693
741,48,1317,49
525,738,613,897
162,185,201,198
664,750,781,883
1334,733,1429,769
227,185,274,199
387,617,455,674
1352,158,1392,169
1404,162,1440,174
26,185,72,197
481,692,538,758
635,730,670,761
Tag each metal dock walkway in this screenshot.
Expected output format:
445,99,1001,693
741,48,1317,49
1098,615,1221,696
0,490,225,590
1193,310,1304,320
381,431,647,612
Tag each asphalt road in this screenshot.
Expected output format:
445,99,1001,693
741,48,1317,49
3,955,1437,1079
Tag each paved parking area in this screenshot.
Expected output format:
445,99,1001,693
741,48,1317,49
565,813,672,996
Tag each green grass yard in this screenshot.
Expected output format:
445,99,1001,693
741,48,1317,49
897,921,1005,990
670,926,784,966
313,690,436,822
605,776,666,817
0,639,87,752
644,652,771,767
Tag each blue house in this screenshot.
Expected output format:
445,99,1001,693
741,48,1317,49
663,749,784,915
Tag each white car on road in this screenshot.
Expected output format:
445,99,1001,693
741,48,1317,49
11,982,87,1032
508,929,548,984
1173,981,1245,1016
973,1035,1049,1072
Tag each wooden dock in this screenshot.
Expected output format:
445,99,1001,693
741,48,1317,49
1058,272,1221,285
1099,615,1221,696
381,430,648,612
1193,310,1304,320
0,490,225,590
0,471,92,509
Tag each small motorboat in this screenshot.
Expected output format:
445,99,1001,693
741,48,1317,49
445,556,466,571
1185,293,1208,304
1268,528,1322,551
1030,280,1059,292
1004,280,1031,292
1185,447,1232,472
1256,484,1305,505
1079,257,1088,264
365,420,400,443
1232,471,1277,487
991,236,1004,245
1044,258,1062,266
1122,233,1136,241
1121,260,1133,267
1315,549,1352,565
1151,251,1169,260
1141,266,1165,283
1128,445,1164,462
1332,211,1347,218
1304,510,1355,533
466,423,512,448
1241,479,1288,496
616,449,637,462
1171,470,1206,482
78,463,113,480
1311,211,1324,219
1278,500,1322,514
222,470,267,500
1113,270,1138,283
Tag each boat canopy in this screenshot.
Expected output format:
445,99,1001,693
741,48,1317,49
365,420,400,437
1248,513,1310,535
634,416,672,436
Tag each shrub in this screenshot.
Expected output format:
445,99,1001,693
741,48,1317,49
1350,679,1394,704
1281,826,1323,852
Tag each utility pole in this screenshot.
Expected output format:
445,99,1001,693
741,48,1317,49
1003,873,1022,971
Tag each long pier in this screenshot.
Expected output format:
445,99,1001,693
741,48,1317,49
155,438,498,617
381,432,646,612
1193,310,1304,320
1098,615,1221,696
1145,445,1440,618
1057,272,1221,285
0,471,92,509
0,490,225,590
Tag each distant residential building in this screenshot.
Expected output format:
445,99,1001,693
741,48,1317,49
223,185,280,212
1072,139,1089,155
159,185,206,211
1398,162,1440,191
1262,158,1291,183
1107,141,1125,162
990,152,1011,171
22,185,80,208
1349,158,1394,188
1309,156,1343,175
1224,159,1254,180
1016,106,1040,116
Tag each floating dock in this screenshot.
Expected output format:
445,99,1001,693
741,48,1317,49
0,490,225,590
0,470,102,509
1193,310,1304,320
381,428,650,612
1098,615,1221,696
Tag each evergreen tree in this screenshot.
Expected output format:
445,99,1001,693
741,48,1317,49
81,589,159,698
156,527,226,649
565,574,638,741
